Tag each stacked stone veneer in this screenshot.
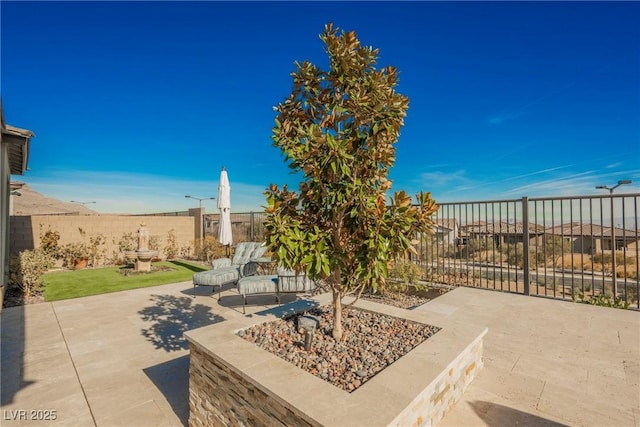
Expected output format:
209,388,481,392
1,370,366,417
389,332,484,426
189,344,318,427
186,294,487,427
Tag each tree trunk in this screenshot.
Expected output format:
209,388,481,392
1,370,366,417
332,289,343,341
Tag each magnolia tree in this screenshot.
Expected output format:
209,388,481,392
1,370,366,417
265,24,438,340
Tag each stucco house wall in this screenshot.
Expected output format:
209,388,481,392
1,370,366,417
1,114,33,310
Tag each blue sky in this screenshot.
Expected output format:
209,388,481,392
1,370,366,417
2,1,639,214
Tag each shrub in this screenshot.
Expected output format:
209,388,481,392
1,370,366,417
616,252,634,265
56,227,106,269
534,236,572,267
164,229,179,260
420,235,456,262
109,232,138,265
149,235,161,252
9,249,52,298
39,225,61,258
501,243,525,268
194,236,226,261
180,245,192,259
88,233,106,267
58,242,90,270
574,292,630,309
388,259,423,286
117,232,137,252
477,249,504,264
593,251,638,278
593,252,612,268
462,238,494,258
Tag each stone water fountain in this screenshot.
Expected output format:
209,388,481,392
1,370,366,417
125,223,159,272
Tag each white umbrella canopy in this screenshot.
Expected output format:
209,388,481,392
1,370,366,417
217,167,233,249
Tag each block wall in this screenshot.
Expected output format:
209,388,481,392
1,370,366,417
9,215,196,260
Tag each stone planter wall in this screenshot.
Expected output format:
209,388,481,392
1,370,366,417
389,332,484,426
189,344,317,427
186,293,487,427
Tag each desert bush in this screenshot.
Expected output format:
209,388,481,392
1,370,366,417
108,231,137,265
194,236,226,261
164,229,179,260
501,243,525,268
117,232,137,252
477,249,504,264
388,259,423,285
535,236,572,267
593,252,612,266
457,239,476,259
58,241,90,269
574,292,630,309
617,253,635,265
556,253,590,270
87,233,106,267
56,227,104,269
39,225,61,258
9,249,52,298
624,285,638,304
180,245,192,259
420,235,456,262
149,235,161,252
593,251,638,277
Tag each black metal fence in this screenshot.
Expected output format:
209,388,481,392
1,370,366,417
420,194,639,309
203,212,267,243
203,193,640,309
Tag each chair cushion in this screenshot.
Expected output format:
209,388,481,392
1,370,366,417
232,242,268,266
237,275,278,296
277,269,316,293
236,269,316,296
211,258,231,269
193,267,239,287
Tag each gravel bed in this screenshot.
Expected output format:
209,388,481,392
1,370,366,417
360,291,432,310
238,305,440,392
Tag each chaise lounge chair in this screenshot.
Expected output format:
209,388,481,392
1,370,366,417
192,241,268,298
234,267,317,313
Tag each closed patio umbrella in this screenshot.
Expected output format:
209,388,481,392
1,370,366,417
217,166,233,255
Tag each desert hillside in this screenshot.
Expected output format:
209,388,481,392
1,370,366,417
11,183,98,216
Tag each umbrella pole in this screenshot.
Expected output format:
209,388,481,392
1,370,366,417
226,244,230,258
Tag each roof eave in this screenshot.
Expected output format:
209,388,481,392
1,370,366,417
3,126,33,175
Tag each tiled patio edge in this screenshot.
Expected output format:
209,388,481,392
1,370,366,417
389,329,485,426
185,294,487,427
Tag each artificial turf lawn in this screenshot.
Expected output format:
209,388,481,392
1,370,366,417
43,260,208,301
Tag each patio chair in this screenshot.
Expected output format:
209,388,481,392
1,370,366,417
192,241,268,298
234,267,317,313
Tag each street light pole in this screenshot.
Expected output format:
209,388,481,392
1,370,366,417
185,195,215,209
185,195,215,242
595,179,632,297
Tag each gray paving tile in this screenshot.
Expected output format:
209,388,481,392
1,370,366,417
2,282,638,427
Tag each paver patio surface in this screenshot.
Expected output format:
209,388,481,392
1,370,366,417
419,288,639,426
1,281,638,426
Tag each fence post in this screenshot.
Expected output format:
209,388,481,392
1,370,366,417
522,196,530,295
250,212,254,241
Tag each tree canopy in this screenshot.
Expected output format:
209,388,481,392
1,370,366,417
265,23,438,339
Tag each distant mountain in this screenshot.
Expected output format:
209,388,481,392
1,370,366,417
10,183,98,216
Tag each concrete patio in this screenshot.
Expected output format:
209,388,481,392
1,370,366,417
1,282,638,426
